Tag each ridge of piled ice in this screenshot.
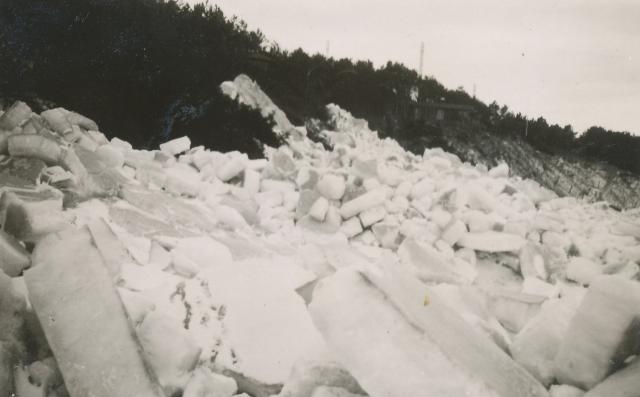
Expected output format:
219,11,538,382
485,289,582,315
1,75,639,396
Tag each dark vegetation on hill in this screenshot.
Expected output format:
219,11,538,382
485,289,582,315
1,0,639,170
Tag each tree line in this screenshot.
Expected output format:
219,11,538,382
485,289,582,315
1,0,638,171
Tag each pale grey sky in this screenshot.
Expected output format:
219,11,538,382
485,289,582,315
194,0,639,134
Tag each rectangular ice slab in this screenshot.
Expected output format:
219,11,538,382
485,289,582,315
0,189,67,243
309,261,549,397
584,356,640,397
24,228,164,397
0,229,30,276
458,231,526,253
87,218,132,279
159,136,191,156
554,275,640,390
339,189,386,219
510,297,582,386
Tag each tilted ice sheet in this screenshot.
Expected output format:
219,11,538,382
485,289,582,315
309,260,549,397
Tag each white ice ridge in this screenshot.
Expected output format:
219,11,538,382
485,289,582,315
1,75,640,397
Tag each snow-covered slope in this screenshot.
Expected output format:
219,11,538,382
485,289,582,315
1,77,640,397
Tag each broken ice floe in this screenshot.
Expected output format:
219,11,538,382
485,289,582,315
1,76,640,396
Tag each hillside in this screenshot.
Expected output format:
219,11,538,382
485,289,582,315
2,0,640,188
417,124,640,210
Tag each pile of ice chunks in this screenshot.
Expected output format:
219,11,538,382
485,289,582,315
0,75,639,397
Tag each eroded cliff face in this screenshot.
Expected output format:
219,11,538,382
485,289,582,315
434,126,640,210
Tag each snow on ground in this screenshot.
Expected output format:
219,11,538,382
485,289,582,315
1,77,640,397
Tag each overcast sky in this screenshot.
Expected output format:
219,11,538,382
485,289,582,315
194,0,639,134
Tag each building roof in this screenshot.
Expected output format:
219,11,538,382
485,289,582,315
411,102,476,111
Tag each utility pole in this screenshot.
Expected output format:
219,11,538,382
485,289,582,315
473,84,476,99
419,41,424,78
325,41,330,57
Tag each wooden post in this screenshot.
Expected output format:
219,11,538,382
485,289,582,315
419,42,424,77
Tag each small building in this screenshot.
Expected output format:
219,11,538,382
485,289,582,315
410,101,475,124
